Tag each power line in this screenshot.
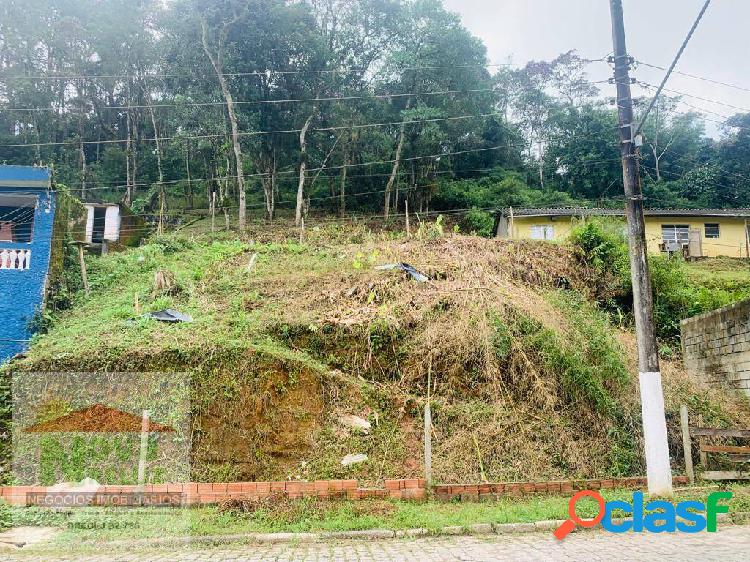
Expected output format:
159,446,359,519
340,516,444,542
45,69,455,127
637,82,750,116
635,60,750,94
634,0,712,136
3,87,498,113
635,83,750,131
37,141,530,193
0,110,505,148
0,62,521,82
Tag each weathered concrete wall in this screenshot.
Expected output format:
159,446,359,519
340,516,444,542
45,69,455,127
681,299,750,399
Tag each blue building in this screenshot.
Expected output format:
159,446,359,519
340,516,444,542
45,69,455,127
0,166,56,364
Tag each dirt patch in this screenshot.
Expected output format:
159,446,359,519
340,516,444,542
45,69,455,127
24,404,174,433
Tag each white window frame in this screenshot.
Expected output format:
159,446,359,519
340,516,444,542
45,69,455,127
661,224,690,246
530,225,555,240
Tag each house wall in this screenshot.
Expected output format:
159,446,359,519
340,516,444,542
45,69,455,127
103,205,120,241
681,299,750,400
507,216,577,242
0,189,56,363
506,215,749,258
643,217,747,258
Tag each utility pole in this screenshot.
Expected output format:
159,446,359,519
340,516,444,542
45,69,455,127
609,0,673,496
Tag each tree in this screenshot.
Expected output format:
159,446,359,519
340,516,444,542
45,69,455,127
197,1,249,229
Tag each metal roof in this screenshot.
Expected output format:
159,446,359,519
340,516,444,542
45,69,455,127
0,165,52,189
497,207,750,218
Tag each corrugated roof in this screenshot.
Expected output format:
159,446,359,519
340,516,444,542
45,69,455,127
497,207,750,218
0,165,52,189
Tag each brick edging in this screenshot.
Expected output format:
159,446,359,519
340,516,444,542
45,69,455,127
0,476,689,507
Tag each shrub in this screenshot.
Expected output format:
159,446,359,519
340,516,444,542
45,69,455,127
571,220,744,342
459,208,495,237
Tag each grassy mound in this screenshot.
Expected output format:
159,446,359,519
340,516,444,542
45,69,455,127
6,220,750,485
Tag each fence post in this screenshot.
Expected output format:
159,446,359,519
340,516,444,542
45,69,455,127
680,405,695,484
137,410,150,490
424,354,432,489
697,414,708,468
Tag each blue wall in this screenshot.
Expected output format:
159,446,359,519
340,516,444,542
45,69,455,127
0,168,56,364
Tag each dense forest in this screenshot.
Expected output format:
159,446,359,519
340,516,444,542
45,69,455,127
1,0,749,228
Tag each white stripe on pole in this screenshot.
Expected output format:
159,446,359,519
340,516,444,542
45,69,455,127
639,373,673,495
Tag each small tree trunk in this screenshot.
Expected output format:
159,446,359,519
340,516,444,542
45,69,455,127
125,105,133,205
261,150,276,221
185,138,193,209
339,151,348,217
537,140,545,189
652,146,662,181
384,100,411,218
201,20,246,230
148,105,165,235
78,120,87,202
295,112,315,226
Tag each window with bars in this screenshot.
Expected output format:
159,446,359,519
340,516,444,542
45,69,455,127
661,225,690,246
704,223,720,239
0,194,37,243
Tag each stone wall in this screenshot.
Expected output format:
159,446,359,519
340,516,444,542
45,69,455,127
681,299,750,399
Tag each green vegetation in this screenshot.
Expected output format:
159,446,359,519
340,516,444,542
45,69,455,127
501,294,628,419
570,220,750,343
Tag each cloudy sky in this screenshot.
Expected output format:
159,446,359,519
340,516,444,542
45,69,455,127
442,0,750,137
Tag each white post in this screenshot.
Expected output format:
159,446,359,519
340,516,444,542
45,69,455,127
639,373,673,494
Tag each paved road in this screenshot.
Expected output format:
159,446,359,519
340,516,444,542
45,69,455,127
6,526,750,561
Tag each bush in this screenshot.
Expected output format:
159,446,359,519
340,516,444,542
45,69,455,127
459,208,495,237
570,220,746,343
569,220,631,311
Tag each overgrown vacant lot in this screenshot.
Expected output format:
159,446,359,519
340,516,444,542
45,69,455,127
684,257,750,296
9,220,750,485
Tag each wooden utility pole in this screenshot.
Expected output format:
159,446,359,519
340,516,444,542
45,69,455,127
609,0,673,496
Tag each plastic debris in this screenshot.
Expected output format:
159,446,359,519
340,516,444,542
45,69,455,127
341,453,368,466
246,252,258,273
375,262,429,282
144,309,193,323
338,414,372,434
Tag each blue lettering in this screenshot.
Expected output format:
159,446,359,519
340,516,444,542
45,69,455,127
644,500,676,533
601,500,633,533
632,491,644,532
676,501,707,533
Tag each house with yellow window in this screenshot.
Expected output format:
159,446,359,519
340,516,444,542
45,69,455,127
494,208,750,258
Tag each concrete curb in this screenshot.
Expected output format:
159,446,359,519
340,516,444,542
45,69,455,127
60,511,750,550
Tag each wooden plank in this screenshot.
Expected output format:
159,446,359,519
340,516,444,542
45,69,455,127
700,445,750,454
702,470,750,481
680,406,695,484
690,427,750,438
728,455,750,463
